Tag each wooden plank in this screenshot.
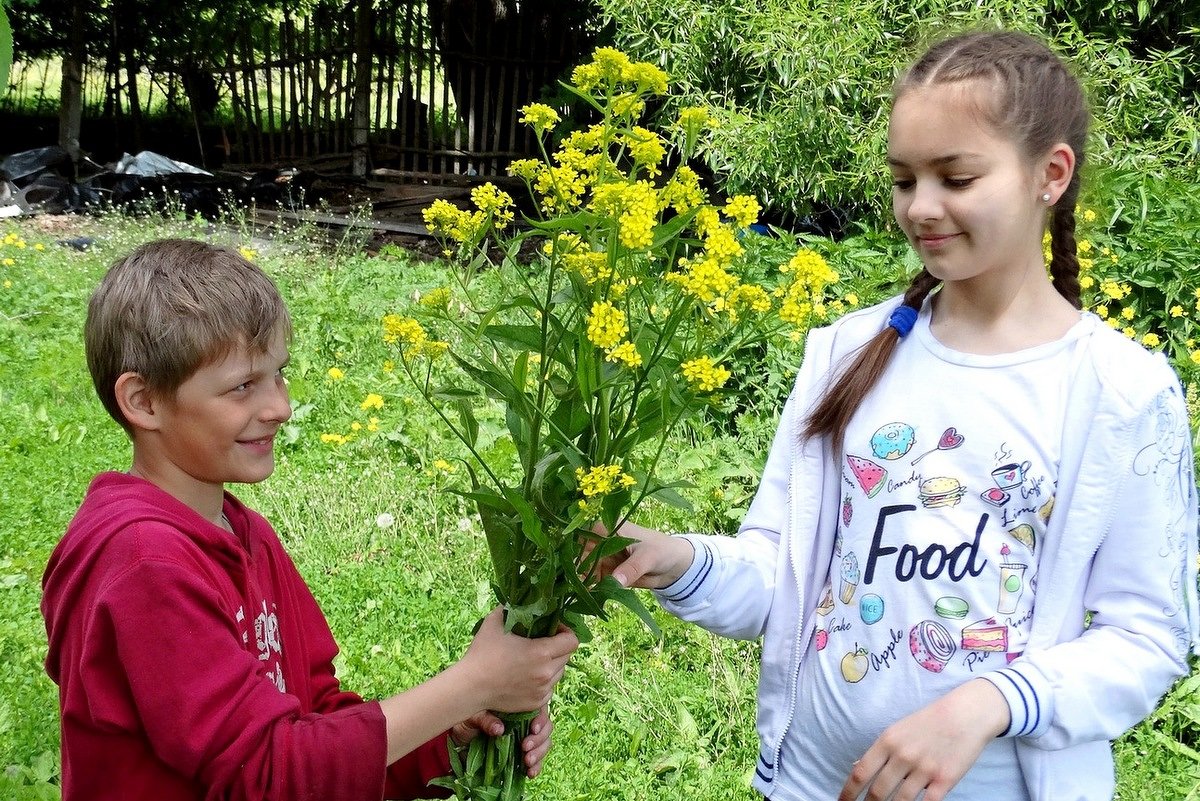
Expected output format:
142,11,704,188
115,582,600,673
253,207,435,237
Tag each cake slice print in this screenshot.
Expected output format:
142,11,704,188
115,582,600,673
846,454,887,498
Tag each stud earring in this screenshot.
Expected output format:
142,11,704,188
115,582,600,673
1041,193,1052,203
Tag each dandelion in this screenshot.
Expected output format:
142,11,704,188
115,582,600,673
367,417,380,432
320,432,349,445
375,512,395,529
1,258,13,267
586,301,629,349
239,246,258,261
361,393,385,411
1141,333,1161,348
327,367,345,381
519,103,561,134
681,356,732,392
33,243,44,251
351,421,362,432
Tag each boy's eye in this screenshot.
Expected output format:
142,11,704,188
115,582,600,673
891,179,914,191
233,382,252,392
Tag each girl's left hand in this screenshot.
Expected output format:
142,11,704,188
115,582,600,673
838,679,1010,801
450,707,555,777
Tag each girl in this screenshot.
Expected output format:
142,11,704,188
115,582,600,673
599,30,1199,801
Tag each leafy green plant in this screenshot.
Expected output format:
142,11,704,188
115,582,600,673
386,46,841,800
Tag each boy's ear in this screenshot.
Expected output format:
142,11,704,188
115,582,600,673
1040,142,1076,205
115,372,163,432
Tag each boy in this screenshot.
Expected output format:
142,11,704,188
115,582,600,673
41,239,579,800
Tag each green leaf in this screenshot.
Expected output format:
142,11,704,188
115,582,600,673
504,489,551,552
456,397,479,448
644,480,695,512
484,323,545,352
593,575,662,638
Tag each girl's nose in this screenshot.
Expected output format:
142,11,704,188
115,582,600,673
907,182,943,223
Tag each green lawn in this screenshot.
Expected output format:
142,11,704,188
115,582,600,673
1,212,1197,799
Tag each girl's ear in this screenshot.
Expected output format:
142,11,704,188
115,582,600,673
1040,142,1076,205
115,372,162,432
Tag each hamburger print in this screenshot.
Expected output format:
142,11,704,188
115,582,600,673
918,476,967,509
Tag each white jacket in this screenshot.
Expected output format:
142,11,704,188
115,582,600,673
656,299,1199,801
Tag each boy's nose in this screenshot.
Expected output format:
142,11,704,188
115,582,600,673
264,381,293,423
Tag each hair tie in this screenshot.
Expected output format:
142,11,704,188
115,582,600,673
888,305,918,337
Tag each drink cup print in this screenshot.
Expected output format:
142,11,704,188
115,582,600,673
991,460,1031,490
997,562,1027,614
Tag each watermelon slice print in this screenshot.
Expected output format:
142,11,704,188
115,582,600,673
847,454,887,498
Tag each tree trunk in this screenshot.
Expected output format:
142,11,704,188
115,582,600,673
58,0,86,161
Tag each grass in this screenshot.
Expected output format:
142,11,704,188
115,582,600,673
0,211,1197,800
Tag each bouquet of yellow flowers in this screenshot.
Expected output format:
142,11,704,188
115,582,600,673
385,47,839,800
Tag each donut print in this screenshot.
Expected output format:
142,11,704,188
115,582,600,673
909,619,956,673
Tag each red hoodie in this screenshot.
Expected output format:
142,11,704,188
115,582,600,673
42,472,452,801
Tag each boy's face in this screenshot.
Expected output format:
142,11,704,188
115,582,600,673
149,329,292,496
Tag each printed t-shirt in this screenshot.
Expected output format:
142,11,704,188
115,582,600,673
775,306,1090,801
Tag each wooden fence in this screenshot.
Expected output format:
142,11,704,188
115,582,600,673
4,0,594,182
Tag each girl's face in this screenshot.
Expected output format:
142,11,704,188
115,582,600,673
888,83,1048,290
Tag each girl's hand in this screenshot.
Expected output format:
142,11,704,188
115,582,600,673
450,707,555,777
586,520,695,590
838,679,1010,801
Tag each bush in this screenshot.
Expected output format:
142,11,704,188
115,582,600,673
593,0,1200,225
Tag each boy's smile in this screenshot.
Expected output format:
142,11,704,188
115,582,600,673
128,328,292,524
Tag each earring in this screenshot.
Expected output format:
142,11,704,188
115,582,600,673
1041,193,1052,203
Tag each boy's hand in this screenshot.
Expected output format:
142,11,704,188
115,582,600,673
838,678,1010,801
585,520,694,590
450,707,555,777
460,609,578,714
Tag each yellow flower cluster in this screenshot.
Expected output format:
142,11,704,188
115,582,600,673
605,341,643,368
418,286,451,309
660,166,706,214
623,127,665,177
681,356,732,392
677,107,716,135
534,165,588,214
724,195,762,228
667,255,738,303
575,464,636,498
422,199,485,244
382,314,449,358
328,367,345,381
470,184,515,229
360,393,384,411
571,48,668,96
519,103,561,134
590,181,659,250
778,249,839,329
238,246,258,261
586,301,629,349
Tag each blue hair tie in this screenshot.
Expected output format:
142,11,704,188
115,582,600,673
888,305,918,337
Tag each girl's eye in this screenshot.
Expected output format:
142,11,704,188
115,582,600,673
946,177,976,188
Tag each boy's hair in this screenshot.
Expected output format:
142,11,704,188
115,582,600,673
803,30,1089,449
85,239,292,432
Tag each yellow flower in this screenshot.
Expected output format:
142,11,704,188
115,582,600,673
419,287,451,309
1083,208,1097,222
724,195,762,228
621,61,669,95
681,356,731,392
1106,317,1120,329
433,459,457,473
367,417,380,432
33,243,44,251
2,279,10,288
1079,274,1095,289
1171,305,1185,318
519,103,561,134
320,433,349,445
846,293,859,307
575,464,636,498
586,301,629,349
605,341,643,368
1122,326,1136,338
360,393,385,411
1141,333,1161,348
507,159,542,180
590,181,658,250
383,359,395,373
676,106,715,135
623,127,665,176
1121,306,1135,320
534,164,587,213
350,421,362,432
1,258,13,267
660,166,706,214
327,367,345,381
1192,351,1200,366
1077,239,1092,254
422,199,485,243
1099,280,1125,301
471,183,515,229
1095,305,1109,319
611,93,646,118
238,246,258,261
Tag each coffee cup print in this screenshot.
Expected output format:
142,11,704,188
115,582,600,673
991,460,1032,491
997,562,1027,614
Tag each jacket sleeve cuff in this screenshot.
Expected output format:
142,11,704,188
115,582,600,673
981,664,1053,738
652,536,713,607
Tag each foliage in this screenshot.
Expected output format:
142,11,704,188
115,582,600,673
0,2,11,94
592,0,1200,224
